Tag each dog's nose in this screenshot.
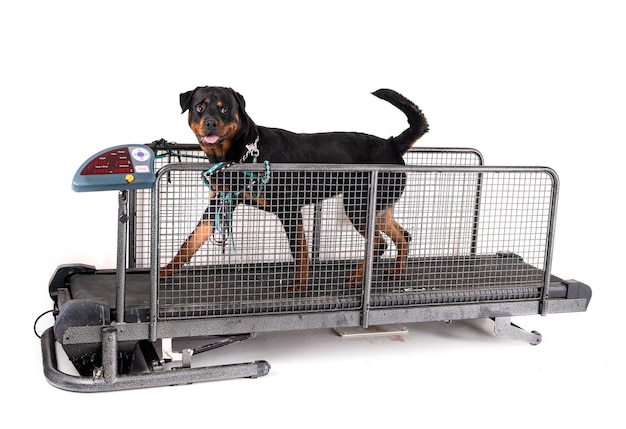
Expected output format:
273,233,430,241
205,118,218,132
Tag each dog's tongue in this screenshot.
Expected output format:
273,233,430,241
201,135,220,144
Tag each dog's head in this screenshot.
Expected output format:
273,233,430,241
179,86,253,160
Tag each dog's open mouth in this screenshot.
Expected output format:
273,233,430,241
199,135,221,145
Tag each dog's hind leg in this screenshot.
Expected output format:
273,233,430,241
277,210,310,292
344,206,409,286
376,208,410,279
345,229,387,287
343,200,388,287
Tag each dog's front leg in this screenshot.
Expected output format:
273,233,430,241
159,208,214,277
277,210,310,292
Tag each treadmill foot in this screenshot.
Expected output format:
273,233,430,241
492,317,542,345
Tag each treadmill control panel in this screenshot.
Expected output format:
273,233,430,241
72,145,156,192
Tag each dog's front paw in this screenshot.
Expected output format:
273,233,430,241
159,262,181,278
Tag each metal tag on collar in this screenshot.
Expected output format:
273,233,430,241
242,135,260,163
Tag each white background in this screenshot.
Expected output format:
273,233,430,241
1,1,624,427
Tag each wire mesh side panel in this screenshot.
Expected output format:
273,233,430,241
130,144,209,268
370,168,556,307
154,164,556,320
156,166,370,319
404,148,483,167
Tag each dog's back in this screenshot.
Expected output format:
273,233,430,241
255,89,429,165
250,89,427,211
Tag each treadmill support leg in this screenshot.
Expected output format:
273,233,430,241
101,326,119,382
492,317,542,345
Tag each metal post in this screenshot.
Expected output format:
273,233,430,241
102,326,118,383
127,189,138,269
360,169,380,329
470,171,483,255
116,190,128,323
149,180,160,342
540,168,560,315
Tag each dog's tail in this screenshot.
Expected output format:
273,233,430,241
372,89,429,154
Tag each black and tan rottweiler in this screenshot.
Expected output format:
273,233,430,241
160,87,429,291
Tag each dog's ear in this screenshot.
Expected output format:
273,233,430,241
229,88,255,139
231,89,246,111
230,89,250,125
179,89,195,113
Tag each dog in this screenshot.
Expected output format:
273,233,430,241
160,87,429,291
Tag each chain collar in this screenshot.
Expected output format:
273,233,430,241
240,134,260,163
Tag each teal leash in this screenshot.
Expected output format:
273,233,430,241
152,138,270,252
202,158,271,253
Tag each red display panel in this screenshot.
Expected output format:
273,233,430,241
80,148,134,175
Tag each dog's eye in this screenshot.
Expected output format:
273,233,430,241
195,104,205,113
220,106,229,114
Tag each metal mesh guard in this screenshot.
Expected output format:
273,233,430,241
138,147,556,320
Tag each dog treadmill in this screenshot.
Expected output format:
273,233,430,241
40,141,592,392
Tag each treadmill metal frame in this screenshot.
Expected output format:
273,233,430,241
40,145,592,392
